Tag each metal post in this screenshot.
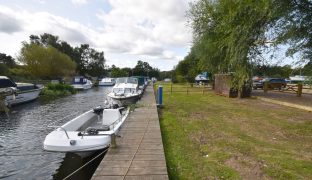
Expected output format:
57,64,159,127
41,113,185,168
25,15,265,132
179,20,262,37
158,86,163,106
111,133,117,148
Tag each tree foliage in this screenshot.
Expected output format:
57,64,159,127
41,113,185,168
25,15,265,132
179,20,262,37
0,53,17,68
132,60,160,77
188,0,275,88
19,43,76,79
29,33,106,76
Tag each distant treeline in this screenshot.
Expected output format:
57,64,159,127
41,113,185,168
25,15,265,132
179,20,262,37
0,33,161,80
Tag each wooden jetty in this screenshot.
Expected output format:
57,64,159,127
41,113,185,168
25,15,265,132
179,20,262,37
92,85,169,180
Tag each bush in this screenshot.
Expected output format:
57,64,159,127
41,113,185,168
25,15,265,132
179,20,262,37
40,83,76,100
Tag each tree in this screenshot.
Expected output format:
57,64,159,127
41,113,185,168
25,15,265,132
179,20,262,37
132,60,160,78
28,33,107,76
0,53,17,68
188,0,276,89
110,65,128,78
19,43,76,79
273,0,312,62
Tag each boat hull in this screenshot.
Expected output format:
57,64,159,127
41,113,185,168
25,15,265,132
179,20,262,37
44,131,111,152
99,82,115,86
71,84,92,90
43,107,129,153
108,93,140,106
6,88,42,106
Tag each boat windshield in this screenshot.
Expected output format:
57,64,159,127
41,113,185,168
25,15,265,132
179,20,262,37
73,77,87,84
113,88,124,93
0,78,17,88
116,78,126,84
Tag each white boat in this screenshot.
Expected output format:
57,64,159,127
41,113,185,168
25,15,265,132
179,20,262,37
43,106,129,153
0,76,43,106
107,77,142,106
99,78,115,86
71,76,93,90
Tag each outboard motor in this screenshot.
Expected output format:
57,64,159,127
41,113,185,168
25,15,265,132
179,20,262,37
86,127,99,135
112,104,119,109
93,106,104,115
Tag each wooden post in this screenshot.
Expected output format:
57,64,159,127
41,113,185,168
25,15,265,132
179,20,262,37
264,81,268,93
111,133,117,148
202,88,205,95
170,83,173,95
297,84,302,97
186,86,189,95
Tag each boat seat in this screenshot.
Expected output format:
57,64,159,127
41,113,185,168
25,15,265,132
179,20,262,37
102,109,121,126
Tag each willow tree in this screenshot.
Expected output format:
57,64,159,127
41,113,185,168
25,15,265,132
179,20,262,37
19,43,76,79
188,0,276,90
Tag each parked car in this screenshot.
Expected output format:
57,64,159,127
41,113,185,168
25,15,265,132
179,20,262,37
252,77,264,90
262,78,287,90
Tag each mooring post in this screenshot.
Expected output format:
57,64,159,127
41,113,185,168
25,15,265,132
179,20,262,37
264,81,268,93
157,85,163,106
297,84,303,97
111,133,117,148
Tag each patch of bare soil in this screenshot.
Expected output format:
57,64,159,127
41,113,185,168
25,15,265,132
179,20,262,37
225,155,271,180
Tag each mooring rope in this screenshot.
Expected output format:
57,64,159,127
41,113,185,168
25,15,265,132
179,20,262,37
63,148,109,180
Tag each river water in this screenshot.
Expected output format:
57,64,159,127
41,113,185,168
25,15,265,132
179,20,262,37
0,87,112,179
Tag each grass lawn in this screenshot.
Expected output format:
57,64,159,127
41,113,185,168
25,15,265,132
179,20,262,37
158,85,312,179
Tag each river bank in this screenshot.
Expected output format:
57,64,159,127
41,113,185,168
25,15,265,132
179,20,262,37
158,85,312,179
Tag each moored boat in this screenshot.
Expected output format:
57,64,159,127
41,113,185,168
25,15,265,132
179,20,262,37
99,78,115,86
43,106,129,153
0,76,43,106
71,76,93,90
108,77,142,106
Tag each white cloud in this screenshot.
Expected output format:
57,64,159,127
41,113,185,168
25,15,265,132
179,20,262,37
70,0,89,6
0,1,193,70
94,0,192,60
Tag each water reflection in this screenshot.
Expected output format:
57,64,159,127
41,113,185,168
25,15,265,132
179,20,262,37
0,87,112,179
53,150,106,180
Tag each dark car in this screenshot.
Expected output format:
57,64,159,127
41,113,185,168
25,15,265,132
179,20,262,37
262,78,287,90
252,79,263,89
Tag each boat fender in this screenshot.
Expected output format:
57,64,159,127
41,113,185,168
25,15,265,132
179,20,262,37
93,106,104,115
70,140,76,145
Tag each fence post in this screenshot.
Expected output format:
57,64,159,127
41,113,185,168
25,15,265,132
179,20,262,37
186,86,189,95
170,83,172,95
157,85,163,106
264,81,268,93
202,88,205,95
297,84,302,97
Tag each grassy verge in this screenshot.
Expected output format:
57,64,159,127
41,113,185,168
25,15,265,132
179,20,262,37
158,85,312,179
40,83,76,100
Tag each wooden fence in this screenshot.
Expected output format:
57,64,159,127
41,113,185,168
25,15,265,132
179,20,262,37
264,83,312,97
154,83,213,95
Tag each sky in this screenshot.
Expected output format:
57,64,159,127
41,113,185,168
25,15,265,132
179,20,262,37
0,0,193,71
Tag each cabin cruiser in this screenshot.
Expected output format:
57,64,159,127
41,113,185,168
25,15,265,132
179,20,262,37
131,76,146,90
108,77,142,106
99,78,115,86
43,106,129,153
71,76,93,90
0,76,43,106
